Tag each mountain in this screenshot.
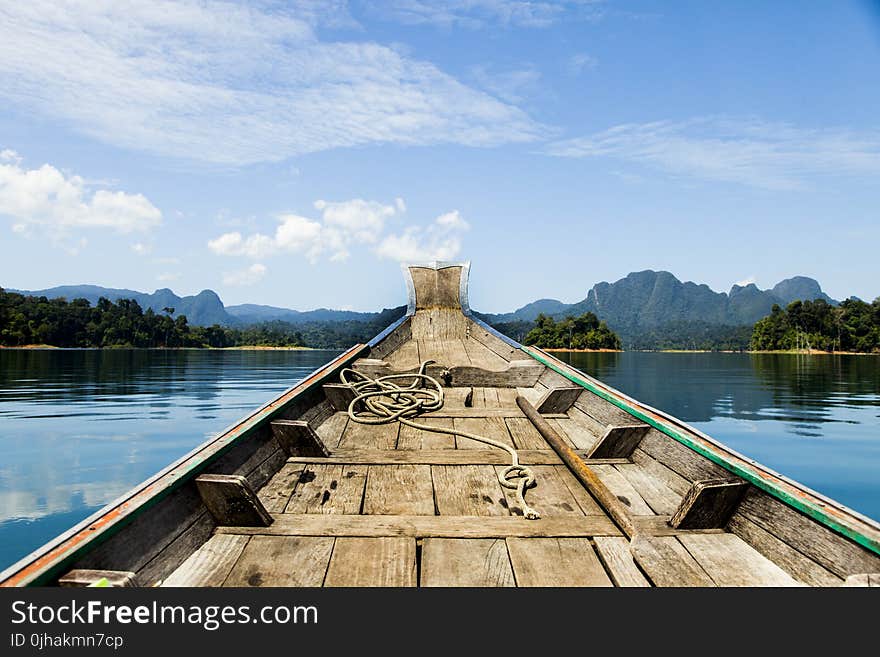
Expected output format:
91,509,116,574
226,304,382,325
479,271,838,348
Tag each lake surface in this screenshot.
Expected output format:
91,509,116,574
1,349,878,572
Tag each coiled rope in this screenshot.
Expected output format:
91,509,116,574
340,360,540,519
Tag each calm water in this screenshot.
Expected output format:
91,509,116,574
1,349,878,572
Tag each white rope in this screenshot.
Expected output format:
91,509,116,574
340,360,540,519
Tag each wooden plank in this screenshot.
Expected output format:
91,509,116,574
338,418,399,449
616,463,682,515
385,340,420,370
432,465,509,516
632,515,726,537
678,533,801,586
593,537,651,587
565,406,606,444
59,569,139,587
257,463,305,513
497,388,519,407
463,337,510,369
284,464,367,515
507,538,612,587
553,466,604,515
270,420,329,457
195,474,273,527
314,412,349,450
670,478,749,529
574,391,636,426
453,417,514,449
516,386,546,406
547,418,590,449
363,465,435,515
397,417,455,450
638,429,730,482
536,387,583,414
443,339,472,366
727,514,843,586
288,449,628,466
630,536,715,587
134,512,215,587
162,535,249,587
497,465,592,518
421,538,515,587
587,424,651,459
481,387,501,408
323,383,356,411
224,535,334,587
631,448,692,496
324,538,417,587
591,465,655,516
736,489,880,578
842,573,880,587
216,514,621,538
505,417,548,450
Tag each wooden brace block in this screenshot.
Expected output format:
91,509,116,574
323,383,357,411
59,569,139,587
841,573,880,587
669,477,749,529
586,424,651,459
195,474,273,527
270,419,329,457
535,386,583,414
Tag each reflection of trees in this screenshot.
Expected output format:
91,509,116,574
558,352,880,428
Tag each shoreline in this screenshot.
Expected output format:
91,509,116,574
0,345,324,351
541,347,622,353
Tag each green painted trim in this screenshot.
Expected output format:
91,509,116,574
525,346,880,556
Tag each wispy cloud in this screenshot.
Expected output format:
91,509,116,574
209,199,470,265
0,2,544,165
567,53,598,75
362,1,604,29
222,263,268,287
546,117,880,190
0,150,162,247
470,65,541,103
157,272,182,283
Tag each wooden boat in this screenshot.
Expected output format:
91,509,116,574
2,262,879,587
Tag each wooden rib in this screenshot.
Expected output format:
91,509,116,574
223,536,334,587
421,538,515,587
287,449,627,466
324,537,417,587
587,424,651,459
506,538,612,587
162,535,249,587
284,464,366,515
215,514,621,538
593,537,651,588
363,465,434,515
432,465,509,516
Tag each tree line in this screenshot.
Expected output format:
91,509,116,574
750,298,880,353
522,312,622,350
0,288,403,349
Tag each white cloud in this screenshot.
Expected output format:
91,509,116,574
223,263,268,287
546,117,880,190
157,272,181,282
735,276,757,287
471,65,541,104
0,2,543,165
567,53,598,75
364,1,604,29
0,154,162,241
0,149,22,164
376,209,470,262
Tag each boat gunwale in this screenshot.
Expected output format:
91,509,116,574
0,343,369,587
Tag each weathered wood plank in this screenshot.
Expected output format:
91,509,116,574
497,465,593,518
384,340,420,370
553,465,604,515
587,424,651,459
496,388,519,407
314,412,349,450
630,536,715,587
421,538,515,587
565,406,606,445
670,478,749,529
323,383,356,411
547,418,590,449
615,463,681,515
224,536,334,587
679,533,801,586
536,387,583,414
631,516,726,537
284,464,367,515
593,537,651,587
842,573,880,587
195,474,273,527
216,514,622,538
591,465,655,516
324,537,417,587
507,538,612,587
630,448,692,496
453,417,514,449
134,512,216,587
257,463,305,513
505,417,548,450
363,465,435,515
736,488,880,578
727,514,842,586
397,417,456,450
270,420,329,457
432,465,509,516
637,429,730,482
338,418,399,449
463,337,510,369
574,391,637,426
162,535,249,587
287,449,627,466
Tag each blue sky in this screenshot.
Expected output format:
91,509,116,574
1,1,879,313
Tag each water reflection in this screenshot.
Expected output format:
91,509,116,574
557,352,880,521
0,349,340,571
